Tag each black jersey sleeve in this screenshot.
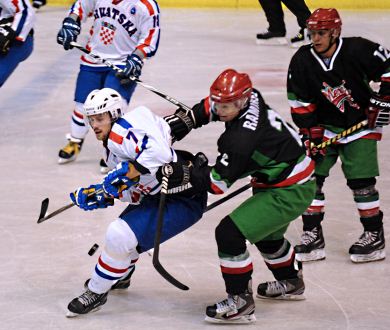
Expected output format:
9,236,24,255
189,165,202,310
287,49,319,129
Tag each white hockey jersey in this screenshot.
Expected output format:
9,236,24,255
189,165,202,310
0,0,35,41
68,0,160,66
106,106,176,204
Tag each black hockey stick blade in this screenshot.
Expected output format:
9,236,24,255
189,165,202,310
152,258,189,291
37,202,75,224
38,198,49,221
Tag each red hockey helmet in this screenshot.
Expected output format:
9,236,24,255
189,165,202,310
210,69,252,103
306,8,342,31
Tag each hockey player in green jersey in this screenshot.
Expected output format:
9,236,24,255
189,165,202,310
164,69,316,324
287,8,390,263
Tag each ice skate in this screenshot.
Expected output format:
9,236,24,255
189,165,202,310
205,291,256,324
66,289,108,317
349,228,385,263
84,268,134,291
257,271,305,300
295,226,326,262
100,158,110,174
290,28,310,48
58,134,84,164
256,30,287,45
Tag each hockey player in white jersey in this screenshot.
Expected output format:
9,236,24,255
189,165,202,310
66,88,208,317
56,0,161,173
0,0,35,87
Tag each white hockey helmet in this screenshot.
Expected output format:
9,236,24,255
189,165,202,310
84,88,124,121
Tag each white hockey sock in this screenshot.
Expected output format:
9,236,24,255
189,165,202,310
70,102,89,140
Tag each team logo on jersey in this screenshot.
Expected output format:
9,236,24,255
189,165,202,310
99,21,117,45
321,80,360,113
130,6,136,15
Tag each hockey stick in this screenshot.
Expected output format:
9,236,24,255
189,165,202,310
37,188,105,224
69,42,193,114
152,181,252,291
152,165,191,290
315,119,368,150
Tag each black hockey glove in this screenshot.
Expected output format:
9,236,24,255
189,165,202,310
300,127,326,163
366,94,390,129
0,25,16,55
164,108,197,141
57,17,81,50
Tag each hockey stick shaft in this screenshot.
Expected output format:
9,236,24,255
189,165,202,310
69,42,193,114
152,166,189,291
315,120,368,150
205,183,252,212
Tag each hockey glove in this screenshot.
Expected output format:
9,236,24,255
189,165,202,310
300,127,326,162
0,25,16,55
116,53,144,84
164,108,197,141
103,161,139,198
366,94,390,129
57,17,81,50
70,184,114,211
33,0,46,9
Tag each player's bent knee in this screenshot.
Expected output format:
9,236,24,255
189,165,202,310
347,178,376,190
105,219,139,257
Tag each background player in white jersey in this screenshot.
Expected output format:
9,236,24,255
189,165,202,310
288,8,390,263
0,0,35,87
66,88,207,317
56,0,160,173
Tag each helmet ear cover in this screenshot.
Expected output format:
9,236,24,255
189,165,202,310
210,68,252,104
84,88,124,122
306,8,342,32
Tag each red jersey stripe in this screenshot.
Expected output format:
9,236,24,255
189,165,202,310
140,0,155,16
290,103,317,114
109,131,124,145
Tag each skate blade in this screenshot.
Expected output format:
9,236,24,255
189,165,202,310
350,249,386,263
58,156,77,164
66,306,102,318
256,293,305,301
205,314,256,324
256,37,287,46
295,249,326,262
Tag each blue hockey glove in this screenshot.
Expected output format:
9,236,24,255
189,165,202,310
103,162,138,198
116,53,144,84
0,25,16,55
70,184,114,211
57,17,81,50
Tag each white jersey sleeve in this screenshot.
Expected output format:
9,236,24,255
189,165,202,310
67,0,161,66
0,0,35,41
106,106,175,204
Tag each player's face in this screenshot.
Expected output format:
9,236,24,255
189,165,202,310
88,112,112,141
214,100,242,122
310,29,337,56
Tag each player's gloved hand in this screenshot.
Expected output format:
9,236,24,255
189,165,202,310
57,17,81,50
33,0,46,9
70,184,114,211
0,25,16,55
366,94,390,129
300,127,326,162
116,53,144,84
103,161,139,198
164,108,197,141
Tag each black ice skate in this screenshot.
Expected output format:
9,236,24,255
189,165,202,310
58,134,84,164
349,228,386,263
290,28,310,48
294,225,326,262
100,158,110,174
205,291,256,324
257,271,305,301
84,268,134,291
66,289,108,317
256,30,287,45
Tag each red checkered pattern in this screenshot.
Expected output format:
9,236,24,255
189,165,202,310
100,26,115,45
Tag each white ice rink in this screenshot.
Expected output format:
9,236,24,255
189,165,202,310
1,7,390,330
